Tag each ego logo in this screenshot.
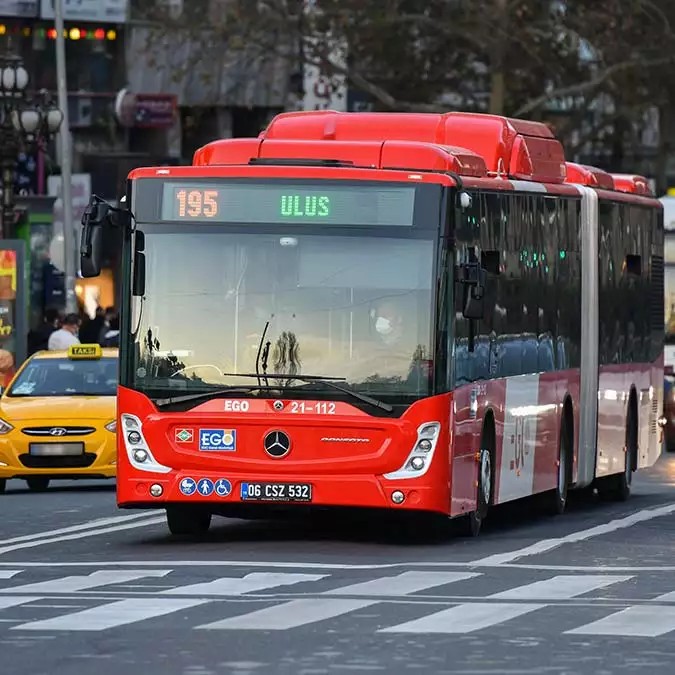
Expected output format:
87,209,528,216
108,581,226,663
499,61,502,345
199,429,236,452
224,400,249,412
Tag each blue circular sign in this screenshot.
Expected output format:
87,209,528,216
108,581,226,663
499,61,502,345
179,477,197,496
196,478,214,496
214,478,232,497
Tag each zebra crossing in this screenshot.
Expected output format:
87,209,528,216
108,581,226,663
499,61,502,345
0,566,671,636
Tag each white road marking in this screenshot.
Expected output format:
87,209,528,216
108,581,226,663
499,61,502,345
27,604,89,609
0,571,22,579
566,605,675,637
12,597,212,631
197,598,378,631
0,513,160,547
489,575,632,600
3,560,675,573
2,560,675,574
379,602,544,634
565,588,675,637
0,560,395,570
0,596,41,610
323,571,480,596
0,516,165,556
649,590,675,601
470,501,675,566
379,574,633,634
2,570,171,594
160,572,327,596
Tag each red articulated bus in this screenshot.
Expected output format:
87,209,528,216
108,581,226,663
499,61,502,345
80,111,665,537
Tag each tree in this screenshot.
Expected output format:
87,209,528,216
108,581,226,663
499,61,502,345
134,0,675,187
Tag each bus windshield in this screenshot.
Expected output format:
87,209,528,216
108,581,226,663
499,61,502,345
127,227,436,403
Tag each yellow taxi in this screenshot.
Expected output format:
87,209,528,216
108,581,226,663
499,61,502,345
0,344,117,493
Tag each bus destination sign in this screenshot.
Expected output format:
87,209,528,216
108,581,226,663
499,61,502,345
159,182,416,227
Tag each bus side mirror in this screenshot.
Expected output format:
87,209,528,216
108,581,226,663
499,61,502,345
80,197,109,278
463,285,485,321
457,262,486,321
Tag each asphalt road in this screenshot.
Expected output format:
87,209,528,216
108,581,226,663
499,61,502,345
2,455,675,675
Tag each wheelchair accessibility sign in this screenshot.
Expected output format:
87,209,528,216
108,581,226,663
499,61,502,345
214,478,232,497
199,429,236,451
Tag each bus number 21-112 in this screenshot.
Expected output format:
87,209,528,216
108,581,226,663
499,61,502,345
176,189,219,218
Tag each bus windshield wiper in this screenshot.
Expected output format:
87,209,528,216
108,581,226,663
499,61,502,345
215,372,394,412
255,321,270,387
153,373,393,412
154,385,276,409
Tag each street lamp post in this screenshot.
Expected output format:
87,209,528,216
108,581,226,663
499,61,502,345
0,53,63,240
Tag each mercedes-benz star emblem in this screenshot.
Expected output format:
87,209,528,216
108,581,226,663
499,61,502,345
263,430,291,458
49,427,67,436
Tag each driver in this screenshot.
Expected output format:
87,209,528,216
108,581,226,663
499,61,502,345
372,299,405,346
339,296,431,388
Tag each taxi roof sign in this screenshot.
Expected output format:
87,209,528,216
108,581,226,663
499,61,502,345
68,344,102,359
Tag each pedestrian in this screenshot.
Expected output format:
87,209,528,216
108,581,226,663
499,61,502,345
27,308,60,355
101,315,120,348
47,313,81,350
80,306,106,344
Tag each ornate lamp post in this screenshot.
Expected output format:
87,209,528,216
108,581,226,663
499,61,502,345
0,54,63,239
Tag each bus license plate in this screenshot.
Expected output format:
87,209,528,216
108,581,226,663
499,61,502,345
240,482,312,502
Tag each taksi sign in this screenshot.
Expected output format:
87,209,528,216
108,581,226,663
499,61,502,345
40,0,128,23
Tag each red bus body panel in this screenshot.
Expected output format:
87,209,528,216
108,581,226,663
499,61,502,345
116,386,454,515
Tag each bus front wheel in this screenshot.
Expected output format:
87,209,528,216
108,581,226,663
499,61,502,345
166,506,212,537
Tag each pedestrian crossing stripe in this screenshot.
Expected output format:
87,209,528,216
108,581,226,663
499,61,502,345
0,569,671,636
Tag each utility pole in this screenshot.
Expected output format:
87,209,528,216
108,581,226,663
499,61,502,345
488,0,508,116
54,0,77,314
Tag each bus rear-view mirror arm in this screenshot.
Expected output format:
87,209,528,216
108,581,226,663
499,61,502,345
80,195,133,278
457,261,486,322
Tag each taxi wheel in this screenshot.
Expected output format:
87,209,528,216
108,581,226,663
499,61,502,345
166,506,212,537
25,477,50,492
0,479,5,494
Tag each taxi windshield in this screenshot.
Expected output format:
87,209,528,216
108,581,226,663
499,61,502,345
7,357,118,397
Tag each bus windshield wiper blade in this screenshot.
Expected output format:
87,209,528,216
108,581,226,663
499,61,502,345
154,386,275,409
153,373,393,413
216,372,394,412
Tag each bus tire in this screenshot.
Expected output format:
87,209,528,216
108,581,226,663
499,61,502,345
598,401,636,502
464,422,495,537
0,479,5,494
166,506,212,537
545,411,572,515
25,477,50,492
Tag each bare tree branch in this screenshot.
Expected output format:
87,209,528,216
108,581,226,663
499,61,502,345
512,55,675,117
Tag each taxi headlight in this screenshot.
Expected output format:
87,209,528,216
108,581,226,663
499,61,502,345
105,420,117,433
0,418,14,435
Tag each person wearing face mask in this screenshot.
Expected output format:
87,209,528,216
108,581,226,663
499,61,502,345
340,297,425,387
47,313,81,350
373,300,404,346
